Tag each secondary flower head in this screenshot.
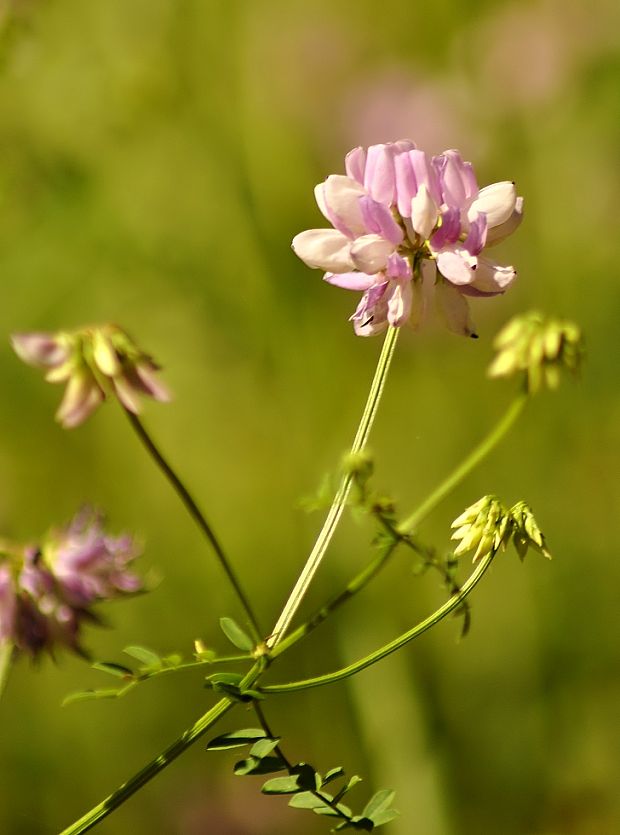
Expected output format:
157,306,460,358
11,324,170,428
451,495,551,563
293,141,523,337
0,510,142,657
488,311,584,392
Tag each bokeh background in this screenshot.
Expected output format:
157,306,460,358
1,1,619,833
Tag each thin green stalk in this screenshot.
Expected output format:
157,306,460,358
267,326,400,649
261,553,494,694
270,539,399,659
399,391,528,534
124,409,262,643
0,640,13,703
60,663,262,835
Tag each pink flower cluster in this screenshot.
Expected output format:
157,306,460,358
11,324,170,428
293,141,523,337
0,510,141,657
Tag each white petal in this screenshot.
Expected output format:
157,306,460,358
485,196,524,245
436,281,477,337
350,234,394,274
470,257,517,294
292,229,354,272
387,281,412,326
322,175,368,236
410,184,438,239
469,181,516,228
436,249,475,285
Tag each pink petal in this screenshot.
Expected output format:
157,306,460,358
359,195,403,245
409,150,442,206
363,145,396,205
394,152,417,217
351,283,390,337
463,212,488,256
345,146,367,184
433,149,478,208
134,364,172,402
468,181,517,228
56,376,104,428
292,229,354,273
436,249,476,285
324,271,378,291
11,333,68,368
429,206,461,249
350,234,395,274
485,196,524,245
411,184,438,239
385,252,412,280
436,281,477,338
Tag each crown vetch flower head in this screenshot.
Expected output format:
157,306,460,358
0,510,142,657
293,141,523,337
11,324,171,428
488,311,584,392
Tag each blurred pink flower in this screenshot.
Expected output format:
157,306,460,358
293,141,522,337
12,324,170,428
0,510,142,657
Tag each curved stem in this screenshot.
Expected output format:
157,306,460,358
60,663,262,834
0,640,13,704
399,391,528,534
261,553,494,694
267,326,400,649
124,410,262,643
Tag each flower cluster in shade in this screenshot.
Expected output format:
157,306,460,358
451,495,550,563
11,324,170,428
488,311,584,392
0,509,142,657
292,141,523,337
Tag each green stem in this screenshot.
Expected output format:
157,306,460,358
399,391,528,533
124,409,262,643
270,539,399,659
60,663,263,834
267,326,400,649
261,553,494,694
0,640,14,703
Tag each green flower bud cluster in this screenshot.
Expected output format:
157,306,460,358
488,311,583,393
451,495,551,563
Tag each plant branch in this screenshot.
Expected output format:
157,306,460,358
267,326,400,649
60,662,263,834
124,409,262,643
262,552,495,693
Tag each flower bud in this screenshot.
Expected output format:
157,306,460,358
488,312,584,393
451,495,512,563
509,501,551,560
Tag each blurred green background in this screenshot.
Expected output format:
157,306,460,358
1,1,619,833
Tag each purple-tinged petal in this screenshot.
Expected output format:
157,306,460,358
411,184,439,239
363,144,396,205
409,149,442,206
436,281,477,338
113,376,142,414
359,195,403,245
11,333,68,368
468,181,517,228
345,146,367,184
436,249,476,286
351,282,390,337
56,375,103,428
433,149,477,208
485,196,524,245
292,229,354,272
324,271,378,291
463,212,488,256
132,364,172,402
429,206,461,249
350,234,395,274
385,252,412,280
387,281,412,326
